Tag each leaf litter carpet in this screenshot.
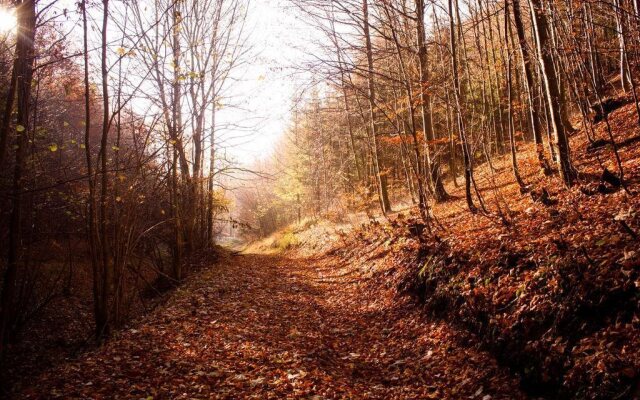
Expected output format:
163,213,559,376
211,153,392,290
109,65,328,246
23,252,525,399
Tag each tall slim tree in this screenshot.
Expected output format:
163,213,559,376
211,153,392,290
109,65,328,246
416,0,448,202
529,0,574,187
363,0,391,214
0,0,37,354
512,0,551,175
449,0,476,211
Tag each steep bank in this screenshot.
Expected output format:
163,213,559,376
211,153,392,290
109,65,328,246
320,102,640,399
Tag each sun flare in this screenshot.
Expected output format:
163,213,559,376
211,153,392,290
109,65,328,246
0,6,16,34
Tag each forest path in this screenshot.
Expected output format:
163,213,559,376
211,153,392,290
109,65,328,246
25,252,526,399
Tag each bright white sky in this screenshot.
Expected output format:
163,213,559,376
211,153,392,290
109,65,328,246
217,0,312,164
1,0,319,166
3,0,457,169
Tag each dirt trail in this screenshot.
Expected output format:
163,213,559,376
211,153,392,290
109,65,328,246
21,252,526,399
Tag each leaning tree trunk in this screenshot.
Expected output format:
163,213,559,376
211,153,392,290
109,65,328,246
529,0,574,187
512,0,551,175
381,2,429,223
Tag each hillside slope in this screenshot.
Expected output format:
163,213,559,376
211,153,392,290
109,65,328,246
321,101,640,399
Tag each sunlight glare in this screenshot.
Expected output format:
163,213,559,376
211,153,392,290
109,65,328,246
0,6,17,34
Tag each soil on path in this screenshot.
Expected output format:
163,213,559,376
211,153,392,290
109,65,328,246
20,252,527,399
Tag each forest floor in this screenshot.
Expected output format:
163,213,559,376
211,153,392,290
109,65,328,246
14,250,526,399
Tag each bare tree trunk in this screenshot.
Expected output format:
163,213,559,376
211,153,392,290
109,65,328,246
96,0,112,339
0,66,17,169
382,2,429,223
80,0,101,341
416,0,448,202
547,4,575,134
363,0,391,215
615,0,633,92
512,0,551,174
207,96,216,247
529,0,574,187
1,0,37,355
432,8,458,187
505,0,527,190
449,0,476,212
171,4,193,258
329,13,363,185
584,2,604,94
486,0,507,153
615,0,640,124
172,146,182,280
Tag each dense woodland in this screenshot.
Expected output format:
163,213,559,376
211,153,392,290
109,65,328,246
0,0,639,398
0,0,246,375
238,0,640,235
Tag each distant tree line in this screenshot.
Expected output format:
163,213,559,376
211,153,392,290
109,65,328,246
245,0,639,232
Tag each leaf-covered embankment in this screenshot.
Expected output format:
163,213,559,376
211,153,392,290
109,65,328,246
325,103,640,399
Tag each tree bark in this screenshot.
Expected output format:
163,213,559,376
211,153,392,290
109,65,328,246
1,0,37,355
96,0,111,338
529,0,574,187
0,66,17,169
505,0,527,190
512,0,551,174
449,0,476,211
416,0,448,202
363,0,391,215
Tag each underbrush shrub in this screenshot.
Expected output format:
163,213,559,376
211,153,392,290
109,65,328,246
295,218,316,232
325,210,346,224
270,230,299,250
